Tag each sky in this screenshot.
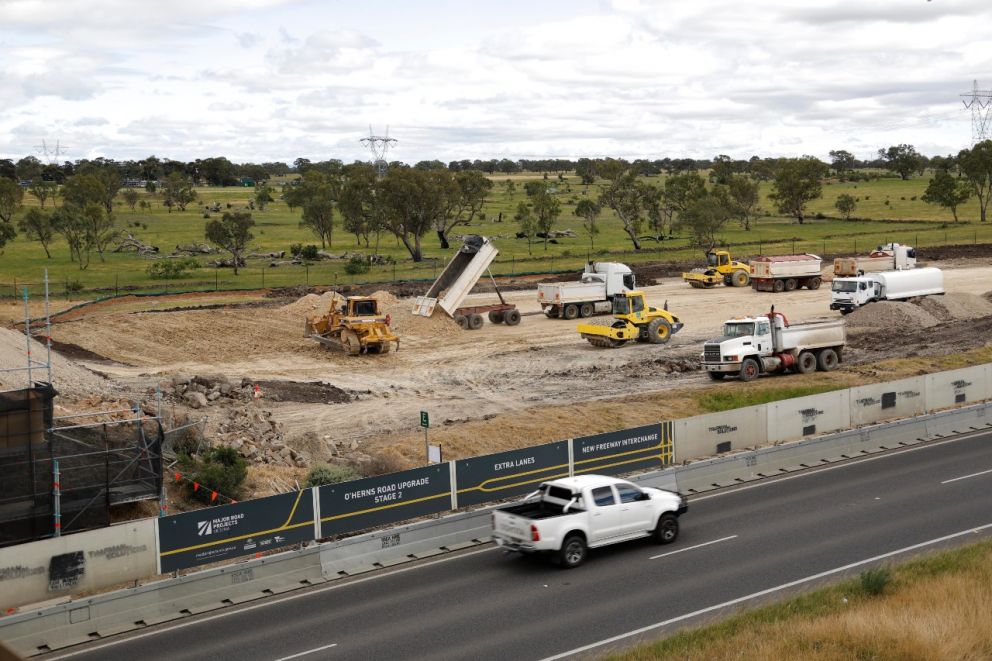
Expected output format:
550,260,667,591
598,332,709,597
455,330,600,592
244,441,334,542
0,0,990,165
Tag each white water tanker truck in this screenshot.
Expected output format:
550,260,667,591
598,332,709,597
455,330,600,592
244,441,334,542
829,267,944,314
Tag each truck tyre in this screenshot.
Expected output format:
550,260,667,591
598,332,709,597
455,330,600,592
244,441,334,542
646,318,672,344
563,304,579,320
488,311,505,324
708,371,726,381
503,309,521,326
817,348,839,371
796,350,816,374
739,357,760,382
806,277,822,290
579,302,594,318
468,314,484,330
454,314,469,329
785,278,798,291
545,307,559,319
654,513,679,544
558,534,587,569
731,270,750,287
773,279,785,293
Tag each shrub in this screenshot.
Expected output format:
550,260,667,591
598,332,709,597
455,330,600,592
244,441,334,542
180,446,248,504
304,463,361,488
299,244,320,260
289,243,303,257
203,212,210,219
345,254,371,275
66,279,84,293
147,257,199,280
858,567,891,596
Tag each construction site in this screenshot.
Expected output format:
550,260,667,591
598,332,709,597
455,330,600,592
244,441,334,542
2,241,992,509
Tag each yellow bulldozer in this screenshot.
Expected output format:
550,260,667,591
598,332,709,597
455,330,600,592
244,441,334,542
576,291,684,348
681,250,750,288
305,295,400,355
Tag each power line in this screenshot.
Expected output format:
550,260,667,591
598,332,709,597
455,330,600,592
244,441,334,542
360,126,397,179
961,79,992,144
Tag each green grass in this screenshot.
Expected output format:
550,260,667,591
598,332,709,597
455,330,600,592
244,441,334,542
696,384,846,412
1,171,990,300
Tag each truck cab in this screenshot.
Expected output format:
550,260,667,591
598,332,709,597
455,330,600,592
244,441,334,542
581,262,636,294
704,316,774,367
830,277,878,313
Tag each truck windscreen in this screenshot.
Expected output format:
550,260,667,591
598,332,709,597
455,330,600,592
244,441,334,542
832,281,858,292
723,322,755,337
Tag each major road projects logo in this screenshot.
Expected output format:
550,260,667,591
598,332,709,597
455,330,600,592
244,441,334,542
197,520,213,536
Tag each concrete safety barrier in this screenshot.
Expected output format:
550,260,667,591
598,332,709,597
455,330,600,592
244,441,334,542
766,389,851,443
673,404,766,459
850,376,926,427
926,365,991,411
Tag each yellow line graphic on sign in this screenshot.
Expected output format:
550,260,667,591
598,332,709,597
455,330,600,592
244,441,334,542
457,461,570,494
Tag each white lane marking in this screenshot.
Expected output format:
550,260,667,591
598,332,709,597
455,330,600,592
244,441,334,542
43,546,498,660
273,642,337,660
540,521,992,661
691,431,991,502
649,535,738,560
941,467,992,484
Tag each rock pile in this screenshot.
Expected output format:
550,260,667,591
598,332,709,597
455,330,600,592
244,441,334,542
167,374,258,409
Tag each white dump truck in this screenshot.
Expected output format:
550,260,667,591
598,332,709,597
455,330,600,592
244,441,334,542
701,309,846,381
830,267,944,314
833,243,917,277
413,235,521,330
537,262,635,319
492,474,687,568
750,254,823,292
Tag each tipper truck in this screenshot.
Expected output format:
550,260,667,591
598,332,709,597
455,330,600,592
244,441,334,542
492,474,687,568
750,254,823,292
833,243,917,277
830,267,944,314
412,235,521,330
538,262,635,319
701,308,846,381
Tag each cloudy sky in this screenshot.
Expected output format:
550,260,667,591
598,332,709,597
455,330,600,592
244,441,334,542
0,0,989,165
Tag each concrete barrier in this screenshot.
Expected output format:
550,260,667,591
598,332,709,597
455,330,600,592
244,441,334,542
766,390,851,443
926,365,991,411
674,404,767,459
850,376,927,427
0,519,156,611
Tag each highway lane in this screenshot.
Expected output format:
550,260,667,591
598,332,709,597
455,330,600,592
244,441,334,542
48,430,992,661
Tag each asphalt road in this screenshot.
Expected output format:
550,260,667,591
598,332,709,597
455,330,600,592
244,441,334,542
49,430,992,661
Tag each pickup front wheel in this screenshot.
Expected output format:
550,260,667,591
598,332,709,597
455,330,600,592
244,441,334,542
558,534,588,569
654,513,679,544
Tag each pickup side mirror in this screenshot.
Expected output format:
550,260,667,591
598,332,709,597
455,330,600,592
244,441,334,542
637,492,651,501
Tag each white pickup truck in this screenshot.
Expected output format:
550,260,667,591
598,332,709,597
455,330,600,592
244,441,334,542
492,475,687,568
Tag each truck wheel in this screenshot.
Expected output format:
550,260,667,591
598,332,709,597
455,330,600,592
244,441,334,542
646,318,672,344
785,278,798,291
454,314,469,329
579,302,594,318
654,513,679,544
468,314,484,330
732,270,750,287
817,348,839,371
796,350,816,374
739,357,760,382
488,311,505,324
806,277,822,290
773,279,785,293
708,372,726,381
545,307,559,319
563,304,579,320
558,534,587,569
503,309,521,326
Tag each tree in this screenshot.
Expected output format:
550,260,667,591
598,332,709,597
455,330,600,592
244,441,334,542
829,149,856,175
378,167,448,262
205,211,254,275
598,169,647,249
725,175,760,230
52,205,93,269
514,202,536,255
161,173,196,212
29,179,57,208
15,156,43,182
0,177,24,224
878,144,924,181
300,191,335,248
769,157,828,224
641,184,667,237
122,189,140,211
574,198,601,250
338,164,381,249
531,187,562,251
834,194,858,221
675,192,730,249
83,203,119,262
662,172,707,217
575,158,597,186
18,208,55,258
61,174,105,210
502,179,516,199
957,140,992,222
0,220,14,252
436,170,492,249
922,170,971,222
254,185,274,211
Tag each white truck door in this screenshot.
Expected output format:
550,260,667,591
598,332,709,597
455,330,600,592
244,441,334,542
588,486,624,543
615,482,654,534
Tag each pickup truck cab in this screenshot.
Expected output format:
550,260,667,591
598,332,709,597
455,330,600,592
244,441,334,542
492,474,687,568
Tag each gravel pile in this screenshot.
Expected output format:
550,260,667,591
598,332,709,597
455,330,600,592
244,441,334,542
916,293,992,321
845,301,939,329
0,327,112,399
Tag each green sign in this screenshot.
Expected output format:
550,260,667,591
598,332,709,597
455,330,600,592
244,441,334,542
420,410,429,428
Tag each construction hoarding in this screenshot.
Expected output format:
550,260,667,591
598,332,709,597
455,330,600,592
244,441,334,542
572,423,672,475
850,377,927,427
766,390,851,443
455,442,569,507
319,464,452,537
673,405,767,460
926,365,990,411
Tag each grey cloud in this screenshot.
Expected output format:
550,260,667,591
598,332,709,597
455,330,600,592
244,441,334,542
237,32,263,49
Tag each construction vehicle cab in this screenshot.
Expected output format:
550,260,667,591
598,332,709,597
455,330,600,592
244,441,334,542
576,291,684,348
306,295,400,355
682,250,750,288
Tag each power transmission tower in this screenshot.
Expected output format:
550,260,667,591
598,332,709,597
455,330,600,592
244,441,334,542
961,80,992,144
33,139,69,164
360,126,397,178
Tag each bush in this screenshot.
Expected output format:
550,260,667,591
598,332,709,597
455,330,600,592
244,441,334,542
147,258,199,280
289,243,303,257
858,567,891,596
180,446,248,504
66,279,84,293
345,254,371,275
304,463,361,487
300,244,320,260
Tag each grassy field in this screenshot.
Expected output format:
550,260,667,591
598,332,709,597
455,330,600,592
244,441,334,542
605,539,992,661
1,171,990,299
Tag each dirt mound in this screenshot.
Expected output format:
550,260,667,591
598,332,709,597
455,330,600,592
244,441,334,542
278,291,342,319
0,327,111,399
915,293,992,321
369,290,399,307
844,301,939,330
984,290,992,304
